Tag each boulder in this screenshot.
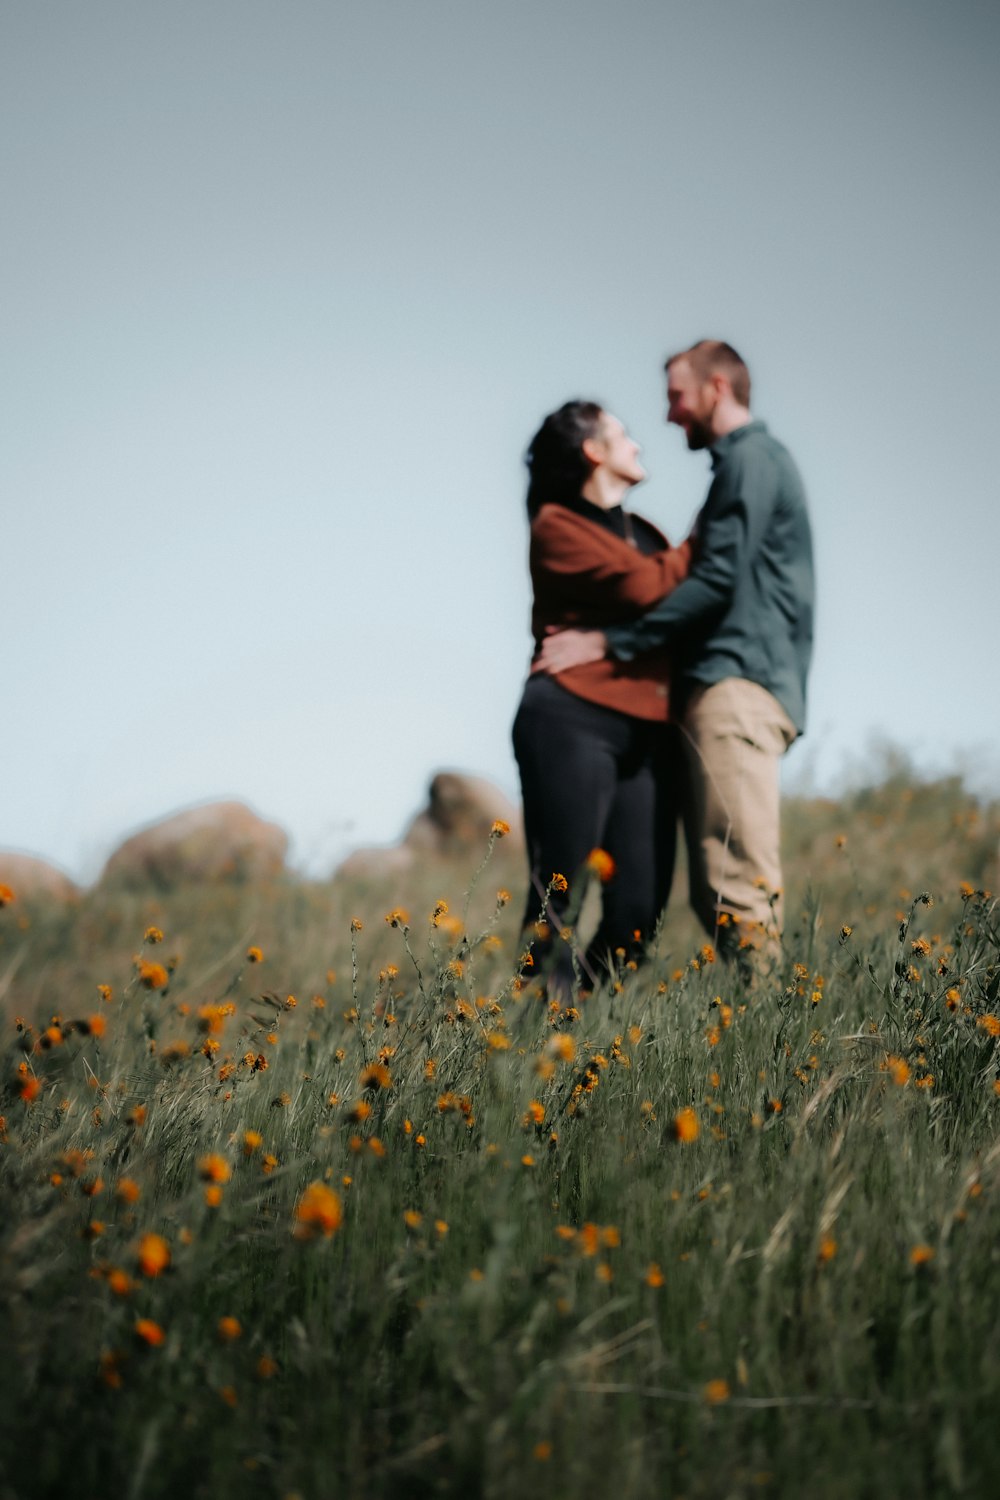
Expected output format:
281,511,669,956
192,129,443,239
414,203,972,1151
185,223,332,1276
101,801,288,888
337,771,522,879
0,851,80,903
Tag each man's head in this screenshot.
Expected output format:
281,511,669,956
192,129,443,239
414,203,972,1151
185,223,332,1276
665,340,752,450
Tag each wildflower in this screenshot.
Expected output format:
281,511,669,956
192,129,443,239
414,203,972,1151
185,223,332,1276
487,1030,511,1051
945,988,961,1012
909,1244,935,1267
256,1355,278,1379
219,1385,238,1408
578,1223,600,1257
368,1137,386,1157
491,820,510,837
521,1154,535,1167
586,848,616,882
134,1319,165,1348
550,872,568,893
595,1261,613,1283
0,884,15,907
672,1107,699,1143
204,1185,224,1208
83,1220,105,1239
346,1099,371,1123
144,926,163,944
703,1379,731,1405
415,1133,426,1147
911,937,931,957
384,908,410,928
546,1034,576,1064
198,1154,231,1184
243,1130,263,1155
247,946,263,963
113,1178,140,1206
217,1316,242,1342
644,1262,665,1288
403,1209,422,1230
137,960,168,990
434,1219,448,1237
887,1056,911,1087
128,1105,147,1127
840,926,853,941
766,1097,783,1115
108,1268,132,1297
523,1100,545,1127
977,1015,1000,1038
16,1074,41,1103
818,1236,838,1263
496,888,511,906
360,1062,392,1091
294,1181,343,1239
431,899,449,925
262,1153,278,1174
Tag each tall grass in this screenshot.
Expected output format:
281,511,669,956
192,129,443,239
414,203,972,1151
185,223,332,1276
1,774,998,1499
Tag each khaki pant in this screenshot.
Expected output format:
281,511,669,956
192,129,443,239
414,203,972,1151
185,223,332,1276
680,678,797,943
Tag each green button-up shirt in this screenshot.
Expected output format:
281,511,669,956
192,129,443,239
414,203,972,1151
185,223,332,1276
606,420,814,734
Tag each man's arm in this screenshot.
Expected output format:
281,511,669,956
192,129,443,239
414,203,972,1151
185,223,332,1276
605,461,761,660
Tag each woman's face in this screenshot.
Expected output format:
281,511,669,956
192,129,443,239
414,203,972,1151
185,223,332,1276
586,413,646,486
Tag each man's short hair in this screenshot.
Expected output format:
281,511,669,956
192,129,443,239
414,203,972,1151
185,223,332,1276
665,340,751,407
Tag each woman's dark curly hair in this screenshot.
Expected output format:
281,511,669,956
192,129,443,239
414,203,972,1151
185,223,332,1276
524,400,604,520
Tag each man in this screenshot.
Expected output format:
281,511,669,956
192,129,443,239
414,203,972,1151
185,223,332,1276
534,340,814,959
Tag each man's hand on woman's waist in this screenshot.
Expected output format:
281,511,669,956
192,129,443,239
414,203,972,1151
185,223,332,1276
531,627,607,675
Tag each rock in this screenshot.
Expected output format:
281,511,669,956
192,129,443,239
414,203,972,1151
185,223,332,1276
101,801,288,888
0,851,80,903
337,771,522,879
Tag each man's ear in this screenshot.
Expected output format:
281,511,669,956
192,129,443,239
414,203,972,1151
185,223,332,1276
580,436,604,467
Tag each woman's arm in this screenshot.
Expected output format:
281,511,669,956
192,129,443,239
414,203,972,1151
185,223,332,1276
531,507,692,613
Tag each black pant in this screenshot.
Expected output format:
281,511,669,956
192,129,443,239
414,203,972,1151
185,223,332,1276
512,674,678,990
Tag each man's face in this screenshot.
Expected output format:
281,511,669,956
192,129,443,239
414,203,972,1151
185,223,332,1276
666,358,717,450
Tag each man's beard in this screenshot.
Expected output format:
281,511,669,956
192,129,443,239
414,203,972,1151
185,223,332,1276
684,418,714,450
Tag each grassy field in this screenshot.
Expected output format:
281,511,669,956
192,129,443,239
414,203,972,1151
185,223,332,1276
1,768,998,1500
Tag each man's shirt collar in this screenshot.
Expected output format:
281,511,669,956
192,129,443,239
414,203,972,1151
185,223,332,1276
710,419,767,468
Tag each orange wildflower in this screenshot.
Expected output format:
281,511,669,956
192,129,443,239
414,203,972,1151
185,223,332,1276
198,1154,231,1184
137,1233,171,1277
294,1181,343,1239
134,1318,165,1348
491,820,511,837
703,1379,731,1405
672,1107,700,1143
137,960,168,990
585,848,616,882
360,1062,392,1091
217,1316,242,1342
910,1244,935,1267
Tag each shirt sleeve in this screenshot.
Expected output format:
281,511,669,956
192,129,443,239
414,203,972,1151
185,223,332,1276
605,448,769,660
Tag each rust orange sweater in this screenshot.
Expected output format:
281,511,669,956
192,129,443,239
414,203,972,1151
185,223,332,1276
528,502,693,721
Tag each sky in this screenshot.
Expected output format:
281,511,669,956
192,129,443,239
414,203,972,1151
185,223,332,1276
4,0,999,883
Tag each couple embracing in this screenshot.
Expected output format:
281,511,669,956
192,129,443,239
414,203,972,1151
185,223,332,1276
513,340,815,995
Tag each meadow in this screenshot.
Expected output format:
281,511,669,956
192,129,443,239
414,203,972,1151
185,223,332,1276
1,765,998,1500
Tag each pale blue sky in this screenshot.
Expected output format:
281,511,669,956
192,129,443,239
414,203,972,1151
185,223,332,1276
4,1,998,880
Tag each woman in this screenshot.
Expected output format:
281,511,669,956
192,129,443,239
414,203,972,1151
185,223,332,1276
512,400,692,995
